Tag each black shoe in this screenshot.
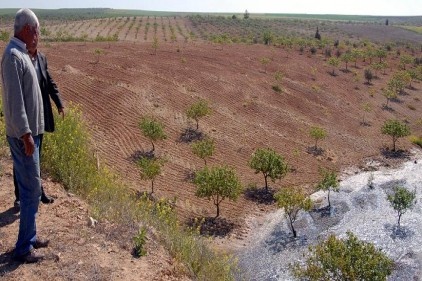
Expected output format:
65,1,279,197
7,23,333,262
33,239,50,249
41,194,54,204
13,249,44,263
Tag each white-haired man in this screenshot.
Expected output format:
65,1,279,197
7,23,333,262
1,8,49,263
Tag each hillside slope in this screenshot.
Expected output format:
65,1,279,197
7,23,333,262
0,158,188,280
35,41,421,224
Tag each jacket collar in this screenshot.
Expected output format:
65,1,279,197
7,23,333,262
10,37,28,54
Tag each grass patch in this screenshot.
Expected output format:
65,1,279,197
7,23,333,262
399,26,422,34
272,85,282,93
41,104,237,280
407,104,416,110
410,135,422,148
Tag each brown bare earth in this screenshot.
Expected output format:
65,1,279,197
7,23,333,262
0,34,421,279
40,40,421,221
0,159,188,280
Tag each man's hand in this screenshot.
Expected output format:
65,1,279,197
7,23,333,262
58,107,65,119
22,133,35,156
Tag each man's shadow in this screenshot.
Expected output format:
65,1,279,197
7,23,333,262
0,207,19,228
0,207,21,275
0,250,21,277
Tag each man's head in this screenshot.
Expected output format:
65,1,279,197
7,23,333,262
14,8,39,53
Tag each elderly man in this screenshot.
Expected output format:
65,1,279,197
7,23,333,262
13,36,65,208
1,8,49,263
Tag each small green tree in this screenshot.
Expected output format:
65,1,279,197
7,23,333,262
152,36,159,55
316,168,339,208
138,156,165,194
340,52,352,71
249,148,289,192
328,57,340,76
387,74,405,95
139,116,167,152
275,187,312,238
387,186,416,227
273,70,284,92
382,88,397,108
194,166,242,218
260,57,271,73
186,99,211,131
364,68,373,84
407,69,418,88
371,62,383,78
361,102,372,125
292,232,394,281
94,48,103,63
381,119,411,151
364,45,376,64
191,138,215,166
309,126,327,151
375,48,387,63
399,54,413,70
132,226,147,257
244,9,250,19
351,48,362,68
262,30,274,45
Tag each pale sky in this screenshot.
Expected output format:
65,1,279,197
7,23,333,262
1,0,422,16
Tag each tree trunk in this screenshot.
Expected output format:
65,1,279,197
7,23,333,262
151,141,155,152
393,137,397,152
289,215,297,238
327,189,331,208
215,194,220,218
151,180,154,194
264,174,268,192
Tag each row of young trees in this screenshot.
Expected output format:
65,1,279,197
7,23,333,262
135,95,414,219
36,16,193,43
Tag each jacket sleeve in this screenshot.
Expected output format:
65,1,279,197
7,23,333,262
43,55,64,110
2,52,31,137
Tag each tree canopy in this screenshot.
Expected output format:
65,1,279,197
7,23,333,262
191,137,215,166
186,99,211,131
249,148,289,192
138,156,165,194
316,168,339,208
275,187,312,238
387,186,416,227
139,116,167,152
194,166,242,218
292,232,394,281
381,119,410,151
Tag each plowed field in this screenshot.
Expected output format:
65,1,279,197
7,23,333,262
18,41,422,224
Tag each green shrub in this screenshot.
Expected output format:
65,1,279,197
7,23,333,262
272,85,282,93
292,232,394,280
133,226,148,257
410,135,422,147
0,92,9,156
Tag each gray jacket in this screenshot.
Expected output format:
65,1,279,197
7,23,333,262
1,37,44,138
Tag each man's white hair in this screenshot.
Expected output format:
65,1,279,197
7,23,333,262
14,8,39,35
